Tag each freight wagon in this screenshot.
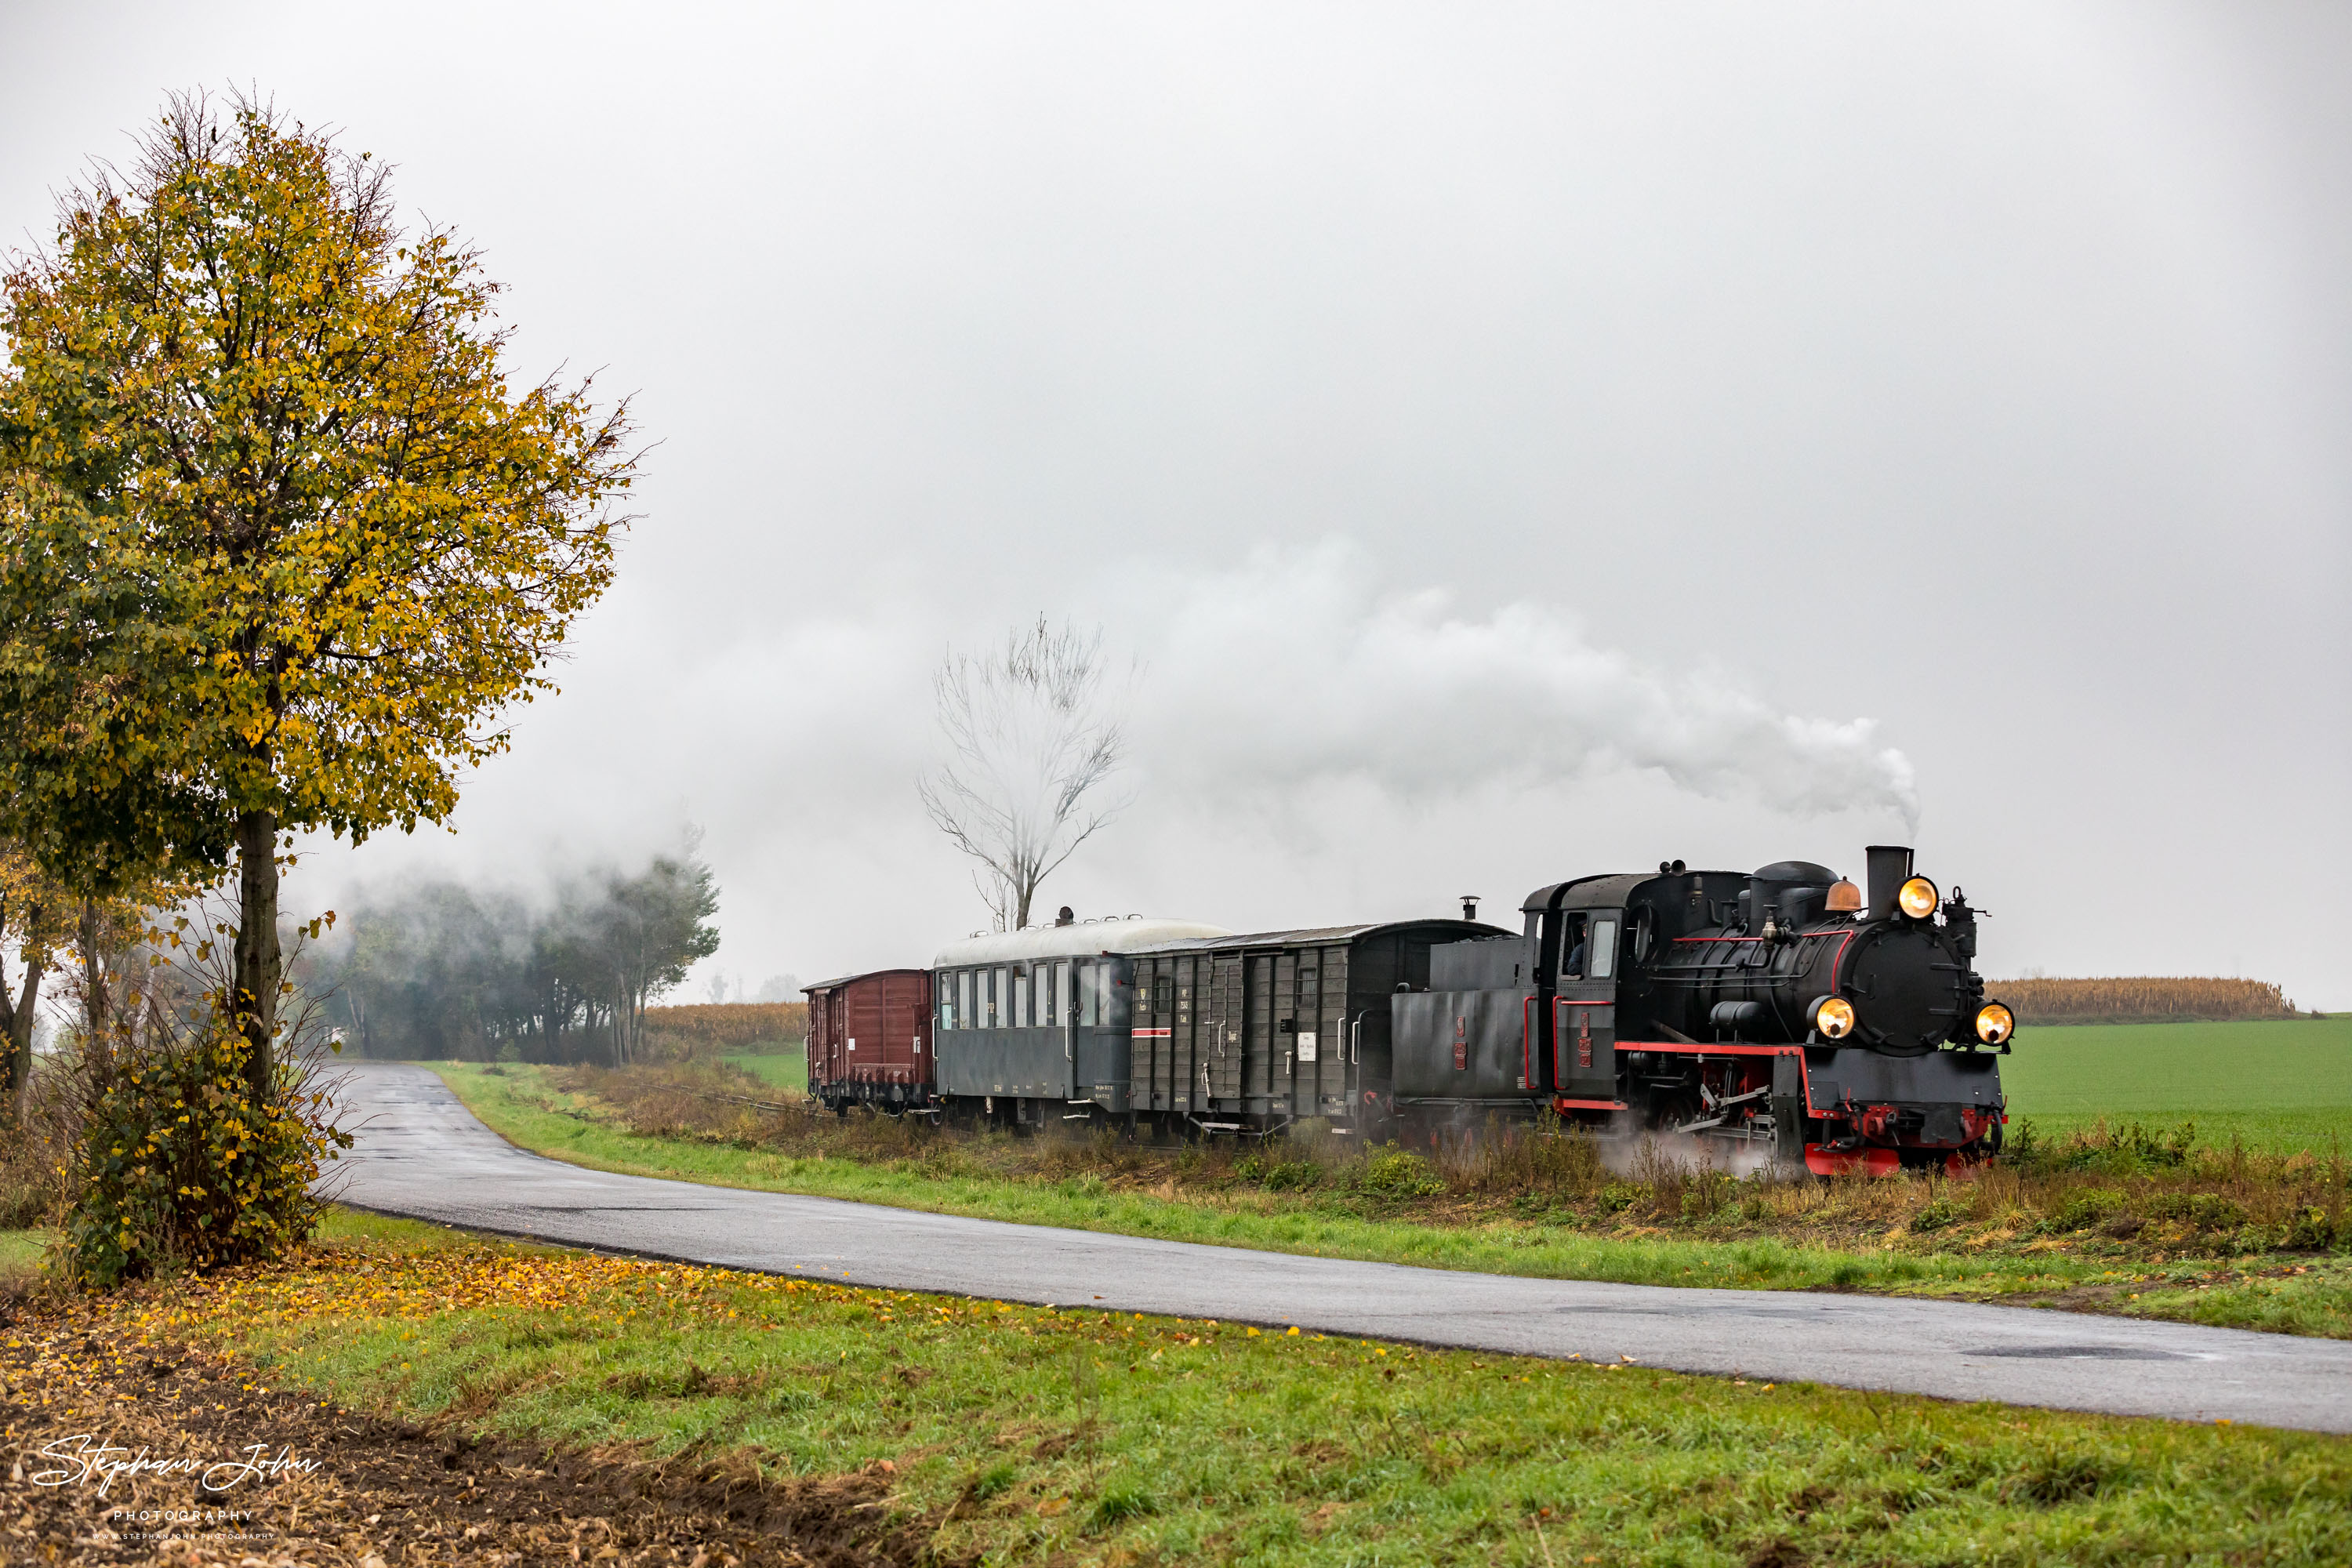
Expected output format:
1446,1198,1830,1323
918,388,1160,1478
805,967,934,1113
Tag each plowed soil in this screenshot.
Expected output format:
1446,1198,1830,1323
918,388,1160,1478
1,1300,951,1567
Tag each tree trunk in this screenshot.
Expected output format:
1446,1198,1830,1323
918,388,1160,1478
0,935,38,1126
78,898,111,1078
232,808,281,1102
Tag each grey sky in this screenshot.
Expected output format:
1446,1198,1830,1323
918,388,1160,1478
5,2,2347,1006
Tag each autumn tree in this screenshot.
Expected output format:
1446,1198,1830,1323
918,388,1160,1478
0,92,635,1102
919,615,1127,931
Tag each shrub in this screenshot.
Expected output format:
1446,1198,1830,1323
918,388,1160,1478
1597,1182,1643,1214
1359,1149,1445,1200
2145,1192,2248,1232
1259,1160,1322,1192
2282,1206,2336,1252
2040,1189,2127,1235
64,1022,350,1289
1911,1195,1965,1233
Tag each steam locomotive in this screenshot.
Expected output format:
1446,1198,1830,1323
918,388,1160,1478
805,844,2013,1171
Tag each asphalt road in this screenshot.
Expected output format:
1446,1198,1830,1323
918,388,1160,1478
331,1062,2352,1434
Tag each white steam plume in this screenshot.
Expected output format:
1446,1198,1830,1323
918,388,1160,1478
1117,543,1919,831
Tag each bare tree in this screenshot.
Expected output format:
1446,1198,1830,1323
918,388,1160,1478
920,616,1128,931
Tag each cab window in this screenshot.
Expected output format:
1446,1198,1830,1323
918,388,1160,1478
1559,914,1589,978
1588,916,1619,981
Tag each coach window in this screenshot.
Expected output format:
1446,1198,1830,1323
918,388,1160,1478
938,978,954,1031
1588,916,1619,981
1053,960,1071,1026
957,970,972,1030
1038,964,1053,1027
1077,962,1099,1026
990,967,1005,1028
1014,967,1030,1028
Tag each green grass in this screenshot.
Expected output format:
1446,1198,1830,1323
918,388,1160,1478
0,1228,46,1271
2007,1018,2352,1153
183,1212,2352,1566
719,1047,805,1091
422,1063,2352,1334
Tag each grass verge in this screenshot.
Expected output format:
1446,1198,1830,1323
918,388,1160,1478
422,1062,2352,1338
9,1210,2350,1566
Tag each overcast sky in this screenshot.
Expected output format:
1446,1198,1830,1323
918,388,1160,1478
5,2,2347,1006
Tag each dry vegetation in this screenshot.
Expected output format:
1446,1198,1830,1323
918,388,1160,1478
0,1083,68,1234
1987,975,2314,1024
638,1001,806,1051
557,1061,2350,1273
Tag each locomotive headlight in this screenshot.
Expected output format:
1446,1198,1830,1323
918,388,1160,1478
1973,1001,2015,1046
1811,995,1857,1040
1897,875,1940,920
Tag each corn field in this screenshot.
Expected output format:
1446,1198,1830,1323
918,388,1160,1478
641,1001,808,1048
1984,975,2306,1024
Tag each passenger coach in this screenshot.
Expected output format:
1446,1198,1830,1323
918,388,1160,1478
927,911,1229,1129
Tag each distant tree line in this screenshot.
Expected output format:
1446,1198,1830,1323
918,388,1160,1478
310,844,719,1064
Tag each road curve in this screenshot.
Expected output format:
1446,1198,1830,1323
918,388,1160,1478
329,1062,2352,1434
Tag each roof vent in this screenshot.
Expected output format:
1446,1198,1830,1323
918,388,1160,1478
1461,894,1479,921
1055,906,1075,927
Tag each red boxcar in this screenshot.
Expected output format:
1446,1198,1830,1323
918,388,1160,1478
804,968,935,1113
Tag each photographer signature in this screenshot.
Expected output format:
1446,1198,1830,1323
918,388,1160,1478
23,1435,321,1496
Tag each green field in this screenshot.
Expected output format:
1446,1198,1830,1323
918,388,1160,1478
2005,1018,2352,1152
720,1046,805,1090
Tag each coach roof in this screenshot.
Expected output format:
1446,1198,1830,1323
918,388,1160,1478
1136,918,1509,953
931,917,1231,969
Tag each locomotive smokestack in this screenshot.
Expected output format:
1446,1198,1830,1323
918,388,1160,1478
1461,895,1479,921
1865,845,1914,919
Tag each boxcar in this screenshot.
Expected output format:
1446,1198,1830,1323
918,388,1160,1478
1126,919,1506,1134
805,967,935,1113
929,915,1229,1130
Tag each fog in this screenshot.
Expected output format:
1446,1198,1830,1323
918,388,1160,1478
3,2,2346,1005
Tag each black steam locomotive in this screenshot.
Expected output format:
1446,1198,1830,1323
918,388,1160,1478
808,844,2013,1172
